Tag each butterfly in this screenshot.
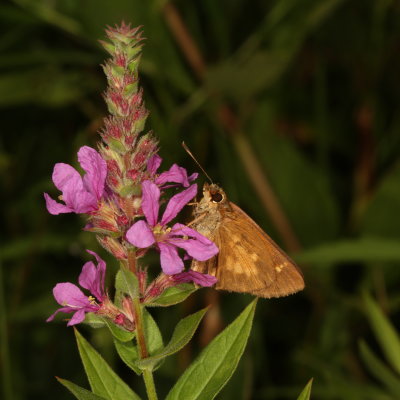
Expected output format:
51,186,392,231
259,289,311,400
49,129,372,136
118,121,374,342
190,183,305,298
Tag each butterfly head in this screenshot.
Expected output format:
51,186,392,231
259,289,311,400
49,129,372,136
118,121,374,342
202,183,229,207
194,183,232,218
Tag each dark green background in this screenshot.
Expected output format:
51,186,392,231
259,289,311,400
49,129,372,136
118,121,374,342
1,0,400,399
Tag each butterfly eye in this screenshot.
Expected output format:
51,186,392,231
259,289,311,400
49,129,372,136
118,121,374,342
211,192,223,203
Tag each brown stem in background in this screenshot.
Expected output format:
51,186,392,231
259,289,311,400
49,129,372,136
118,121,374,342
163,3,206,80
350,104,376,231
162,3,301,253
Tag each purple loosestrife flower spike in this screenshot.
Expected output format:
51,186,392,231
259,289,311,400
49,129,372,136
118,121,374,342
47,250,106,326
44,146,107,215
126,180,219,275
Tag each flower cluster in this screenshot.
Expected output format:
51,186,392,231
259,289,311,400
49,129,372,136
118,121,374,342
45,23,218,329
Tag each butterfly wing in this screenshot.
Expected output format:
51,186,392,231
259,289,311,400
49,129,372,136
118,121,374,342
192,203,304,298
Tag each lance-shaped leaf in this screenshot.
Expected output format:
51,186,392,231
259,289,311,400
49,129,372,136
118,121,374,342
114,337,141,375
75,329,141,400
146,284,197,307
364,293,400,375
57,378,107,400
142,308,164,355
113,308,164,375
166,299,257,400
297,378,313,400
103,318,135,342
84,313,106,329
115,266,139,299
136,307,208,371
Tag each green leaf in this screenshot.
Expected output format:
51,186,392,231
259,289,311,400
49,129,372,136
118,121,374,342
166,299,257,400
113,308,164,375
136,307,208,371
115,266,139,299
103,318,135,342
364,293,400,375
114,338,141,375
83,313,106,329
142,308,164,355
74,329,141,400
359,340,400,395
297,378,313,400
145,284,197,307
57,378,106,400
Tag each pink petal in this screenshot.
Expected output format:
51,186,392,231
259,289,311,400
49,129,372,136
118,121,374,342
78,258,105,302
50,163,98,213
52,163,83,193
53,282,90,308
188,172,199,181
160,184,197,225
44,193,73,215
78,146,107,199
169,223,219,261
155,164,191,187
70,190,98,213
126,220,156,248
147,154,162,175
86,250,106,295
141,180,160,227
173,270,217,287
67,309,87,326
46,306,75,322
158,242,184,275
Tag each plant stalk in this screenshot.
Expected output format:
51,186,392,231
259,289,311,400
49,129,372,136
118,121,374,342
133,297,148,359
128,252,157,399
143,369,158,400
133,297,159,399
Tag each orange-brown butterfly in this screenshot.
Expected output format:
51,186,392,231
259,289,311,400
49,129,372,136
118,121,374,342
182,142,304,298
182,143,304,298
189,183,305,298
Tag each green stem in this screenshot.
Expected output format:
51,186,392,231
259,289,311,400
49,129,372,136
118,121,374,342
133,298,158,399
133,297,148,358
128,252,158,399
143,369,158,400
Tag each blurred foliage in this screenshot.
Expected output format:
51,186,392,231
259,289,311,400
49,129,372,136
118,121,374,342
1,0,400,399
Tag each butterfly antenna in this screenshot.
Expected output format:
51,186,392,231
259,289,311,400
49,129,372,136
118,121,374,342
182,142,213,183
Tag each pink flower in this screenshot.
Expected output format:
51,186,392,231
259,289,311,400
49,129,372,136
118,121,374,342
126,180,218,275
47,250,106,326
172,270,217,287
147,154,198,188
44,146,107,215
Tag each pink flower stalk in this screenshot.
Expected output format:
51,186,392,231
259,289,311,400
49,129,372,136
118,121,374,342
126,180,219,275
47,250,106,326
44,146,107,215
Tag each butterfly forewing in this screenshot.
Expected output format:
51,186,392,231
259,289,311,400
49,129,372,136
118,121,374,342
191,184,304,298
